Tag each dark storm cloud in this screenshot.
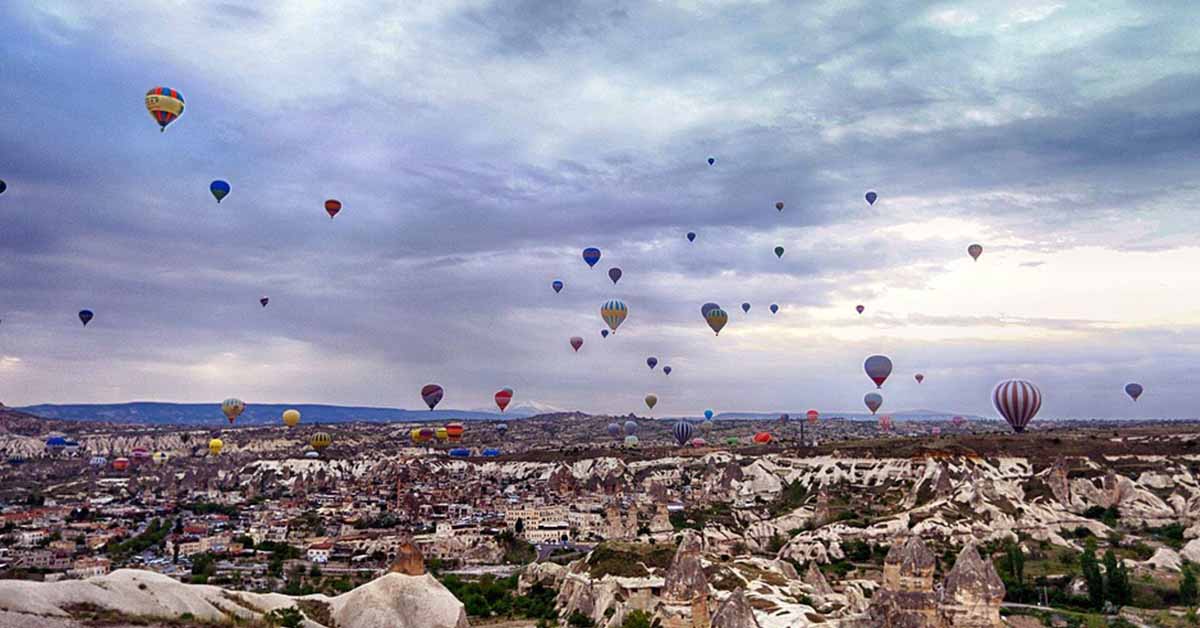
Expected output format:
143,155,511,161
0,1,1198,418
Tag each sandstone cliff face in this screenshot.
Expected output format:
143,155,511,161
940,543,1005,628
389,538,426,576
710,589,760,628
663,530,708,603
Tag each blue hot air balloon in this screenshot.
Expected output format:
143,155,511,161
583,247,601,267
663,366,672,375
78,309,94,326
1125,383,1143,401
601,329,609,338
608,267,622,284
687,232,696,242
482,448,501,457
449,448,470,458
865,191,878,205
552,280,564,293
647,357,658,370
672,421,695,446
701,303,720,317
741,302,750,314
210,180,231,203
707,157,715,166
704,409,714,420
770,304,779,314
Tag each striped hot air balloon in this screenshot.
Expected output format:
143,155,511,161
310,432,332,450
145,86,184,131
112,457,131,471
993,379,1042,433
421,384,444,410
704,308,728,335
445,422,465,442
672,421,695,447
601,300,628,333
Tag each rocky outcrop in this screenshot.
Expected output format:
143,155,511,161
710,589,761,628
870,536,940,627
940,542,1005,627
660,530,711,628
389,538,426,576
804,562,834,596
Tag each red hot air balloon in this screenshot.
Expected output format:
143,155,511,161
753,432,772,444
324,199,342,218
992,379,1042,433
806,409,819,425
495,388,513,412
421,384,444,410
570,336,584,352
112,457,131,472
879,414,893,431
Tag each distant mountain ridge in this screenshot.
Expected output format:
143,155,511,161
16,402,522,425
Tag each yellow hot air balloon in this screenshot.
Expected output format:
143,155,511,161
208,438,224,455
145,87,185,132
221,398,245,424
310,432,332,451
410,428,424,443
600,299,628,333
152,451,169,464
645,394,658,410
435,427,449,442
282,409,301,428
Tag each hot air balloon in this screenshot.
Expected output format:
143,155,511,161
691,437,707,448
210,180,230,203
112,457,131,471
89,456,107,468
482,448,501,457
282,409,300,428
552,280,564,293
449,448,470,458
131,447,150,462
570,336,584,352
707,157,715,165
770,304,779,314
663,366,672,375
583,247,601,267
647,357,658,370
260,297,269,307
725,436,739,446
624,435,639,448
915,374,924,384
307,431,331,452
79,309,94,326
699,419,714,433
496,423,509,436
421,384,444,410
672,421,695,446
753,432,772,444
806,410,819,425
856,305,865,314
865,191,877,205
601,329,609,338
687,232,696,242
774,246,785,259
208,438,223,455
992,379,1042,433
145,87,184,132
741,302,750,314
864,392,883,414
931,427,942,437
864,355,893,388
495,388,513,412
324,199,341,218
435,427,449,442
607,422,622,438
879,414,893,431
409,428,426,444
775,201,784,211
644,394,658,410
152,451,169,464
0,180,6,194
305,451,320,459
704,409,714,420
952,415,966,428
701,303,720,317
601,300,628,333
968,244,983,261
445,422,465,442
624,420,638,436
608,268,622,284
705,308,728,335
1125,383,1143,401
221,398,245,424
45,436,67,454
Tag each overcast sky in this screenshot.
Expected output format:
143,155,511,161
1,1,1198,419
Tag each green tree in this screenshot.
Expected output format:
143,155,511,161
1182,563,1198,605
1003,540,1025,585
1103,549,1131,606
622,610,653,628
266,607,304,628
567,610,596,627
515,518,525,536
1081,539,1104,609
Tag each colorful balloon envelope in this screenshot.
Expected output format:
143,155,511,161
324,199,342,218
864,355,893,388
725,436,739,446
435,427,449,441
600,329,609,338
418,427,437,442
775,201,784,211
210,180,231,203
690,437,707,448
208,438,223,455
608,268,622,284
305,451,320,459
90,456,107,467
968,244,983,261
662,366,671,375
601,300,628,333
582,247,601,267
260,297,269,307
624,435,639,448
152,451,169,464
644,394,658,410
704,409,714,420
282,409,300,428
707,157,715,165
806,410,819,424
496,423,508,435
552,280,564,293
701,302,720,317
753,432,772,444
879,414,893,431
856,305,865,315
113,457,131,471
770,304,779,314
448,447,470,458
704,308,728,335
482,448,501,457
421,384,444,410
0,180,6,195
701,419,714,433
741,302,750,314
864,392,883,414
623,420,638,436
774,246,785,259
865,191,877,205
145,86,184,132
672,421,695,446
992,379,1042,433
607,422,622,438
445,422,465,442
78,309,94,326
310,432,332,450
495,388,513,412
221,398,245,424
915,373,924,384
687,232,696,242
570,336,584,352
131,447,150,461
1125,383,1143,401
647,357,658,370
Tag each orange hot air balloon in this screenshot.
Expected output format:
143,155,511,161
112,457,131,472
325,199,342,218
445,422,465,442
753,432,772,444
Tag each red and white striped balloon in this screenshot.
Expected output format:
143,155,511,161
992,379,1042,433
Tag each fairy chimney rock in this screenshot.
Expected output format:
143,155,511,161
388,538,426,576
940,542,1005,627
804,562,834,596
711,589,762,628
